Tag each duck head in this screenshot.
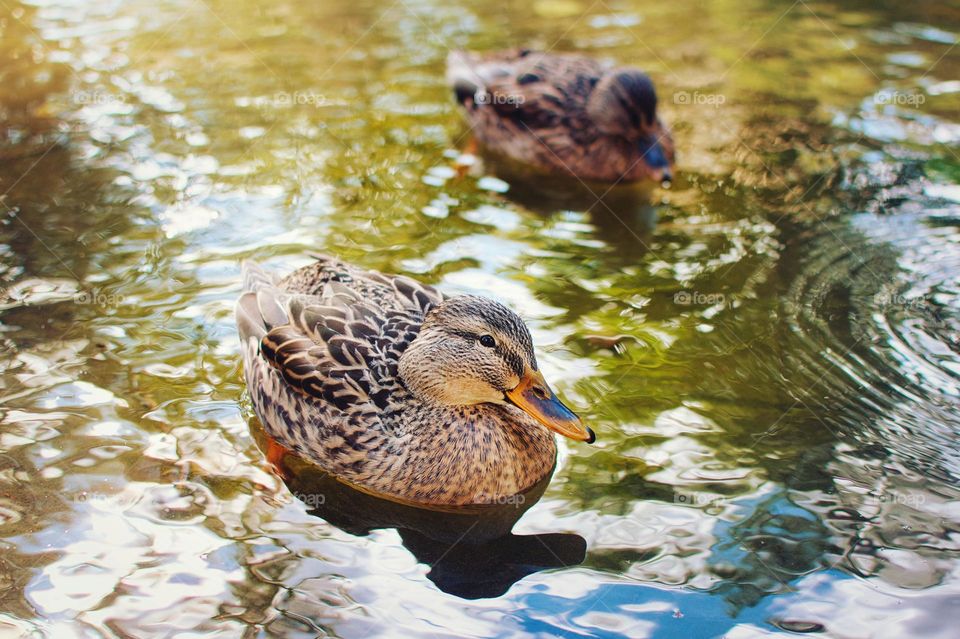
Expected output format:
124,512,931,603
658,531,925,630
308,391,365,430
398,295,595,443
586,68,674,183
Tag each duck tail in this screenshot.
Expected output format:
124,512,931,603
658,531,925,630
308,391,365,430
446,50,483,105
236,292,267,343
241,259,277,293
237,261,287,343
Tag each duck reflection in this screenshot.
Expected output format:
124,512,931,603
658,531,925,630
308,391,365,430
252,421,587,599
462,151,661,260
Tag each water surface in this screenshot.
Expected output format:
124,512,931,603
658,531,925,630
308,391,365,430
1,0,959,636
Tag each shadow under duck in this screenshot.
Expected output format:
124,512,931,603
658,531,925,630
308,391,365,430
236,255,595,506
251,419,587,599
446,48,674,184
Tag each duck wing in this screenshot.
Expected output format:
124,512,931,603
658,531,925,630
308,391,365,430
276,253,445,313
447,49,604,132
238,257,443,415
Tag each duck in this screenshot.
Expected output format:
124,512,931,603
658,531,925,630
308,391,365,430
236,255,595,507
446,48,674,184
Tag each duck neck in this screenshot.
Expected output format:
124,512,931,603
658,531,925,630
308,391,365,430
398,338,456,405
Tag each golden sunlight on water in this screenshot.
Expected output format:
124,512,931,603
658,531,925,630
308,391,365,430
0,0,958,637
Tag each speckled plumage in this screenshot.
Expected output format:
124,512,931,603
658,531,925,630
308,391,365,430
236,255,558,506
447,49,675,183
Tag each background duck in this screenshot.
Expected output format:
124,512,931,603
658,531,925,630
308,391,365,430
236,255,595,507
446,48,675,184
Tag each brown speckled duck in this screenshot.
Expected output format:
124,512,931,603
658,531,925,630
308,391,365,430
447,49,675,184
236,255,594,507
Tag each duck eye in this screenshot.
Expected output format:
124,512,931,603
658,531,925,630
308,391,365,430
479,334,496,348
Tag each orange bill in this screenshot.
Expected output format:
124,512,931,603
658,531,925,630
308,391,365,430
506,370,595,443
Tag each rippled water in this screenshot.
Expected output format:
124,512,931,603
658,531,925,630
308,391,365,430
1,0,959,636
